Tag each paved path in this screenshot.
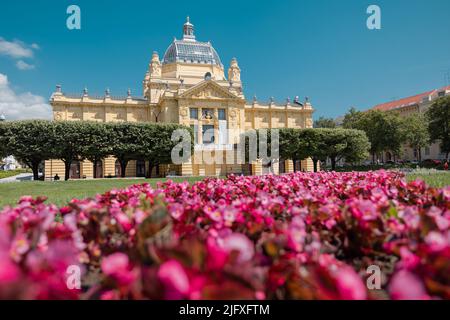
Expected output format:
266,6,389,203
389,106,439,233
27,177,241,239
0,173,34,183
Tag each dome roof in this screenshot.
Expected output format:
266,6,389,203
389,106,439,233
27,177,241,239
162,17,223,67
162,40,222,67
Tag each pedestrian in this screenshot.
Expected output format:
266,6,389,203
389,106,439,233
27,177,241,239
444,160,449,171
54,173,60,181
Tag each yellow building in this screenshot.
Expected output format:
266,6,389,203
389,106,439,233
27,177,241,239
45,18,314,179
372,85,450,162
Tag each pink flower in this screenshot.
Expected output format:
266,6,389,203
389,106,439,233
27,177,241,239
424,231,448,252
100,290,120,300
398,247,420,270
115,213,132,232
334,266,367,300
168,203,184,220
0,252,20,283
389,270,430,300
220,233,254,263
157,260,189,299
206,237,229,270
9,233,30,262
101,253,136,286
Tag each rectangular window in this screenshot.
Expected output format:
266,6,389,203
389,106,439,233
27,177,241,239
218,108,226,120
190,108,198,119
202,125,215,144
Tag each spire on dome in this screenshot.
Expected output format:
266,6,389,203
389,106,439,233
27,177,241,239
183,16,195,41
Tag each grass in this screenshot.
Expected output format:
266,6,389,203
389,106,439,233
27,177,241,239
0,177,205,209
406,171,450,188
0,169,31,179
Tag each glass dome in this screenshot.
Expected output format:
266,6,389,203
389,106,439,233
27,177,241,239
162,17,223,67
162,40,222,67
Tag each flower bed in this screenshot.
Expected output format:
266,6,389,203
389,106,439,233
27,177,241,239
0,171,448,300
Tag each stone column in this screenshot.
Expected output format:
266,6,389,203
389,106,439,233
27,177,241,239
285,160,294,173
181,160,193,176
301,158,315,172
198,164,206,177
252,159,263,176
272,159,280,175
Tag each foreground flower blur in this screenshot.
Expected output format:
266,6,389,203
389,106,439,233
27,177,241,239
0,171,448,300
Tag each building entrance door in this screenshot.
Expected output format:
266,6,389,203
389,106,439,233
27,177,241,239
70,161,81,179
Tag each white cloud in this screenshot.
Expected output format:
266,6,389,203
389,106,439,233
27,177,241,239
0,38,34,59
0,73,51,120
16,60,35,70
31,43,40,50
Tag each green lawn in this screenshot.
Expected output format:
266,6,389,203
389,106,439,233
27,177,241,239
406,171,450,188
0,177,205,209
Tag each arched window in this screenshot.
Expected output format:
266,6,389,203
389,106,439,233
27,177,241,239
204,72,212,81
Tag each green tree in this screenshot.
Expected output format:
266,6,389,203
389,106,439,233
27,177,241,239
426,96,450,160
4,120,55,180
138,123,193,178
401,113,429,162
340,129,371,166
342,107,364,130
0,121,9,159
310,128,369,171
52,121,91,180
344,109,404,163
382,112,406,161
81,122,114,178
108,122,142,178
299,129,327,172
314,116,336,128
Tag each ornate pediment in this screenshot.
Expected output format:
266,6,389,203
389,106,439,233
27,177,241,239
179,80,241,100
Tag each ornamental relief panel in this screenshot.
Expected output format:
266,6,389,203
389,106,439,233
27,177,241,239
179,107,189,120
67,106,83,120
54,111,64,121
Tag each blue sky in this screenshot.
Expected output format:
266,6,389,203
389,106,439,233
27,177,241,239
0,0,449,120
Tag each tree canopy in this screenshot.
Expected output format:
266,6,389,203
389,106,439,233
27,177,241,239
314,116,336,128
2,120,56,180
426,96,450,159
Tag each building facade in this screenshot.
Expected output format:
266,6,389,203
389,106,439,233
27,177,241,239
45,18,314,179
372,85,450,162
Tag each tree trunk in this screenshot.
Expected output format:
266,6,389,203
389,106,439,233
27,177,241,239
120,160,128,178
313,159,318,173
418,148,422,162
331,157,336,171
31,161,39,181
372,152,375,165
64,160,71,181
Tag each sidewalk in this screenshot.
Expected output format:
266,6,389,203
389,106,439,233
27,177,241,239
0,173,34,183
